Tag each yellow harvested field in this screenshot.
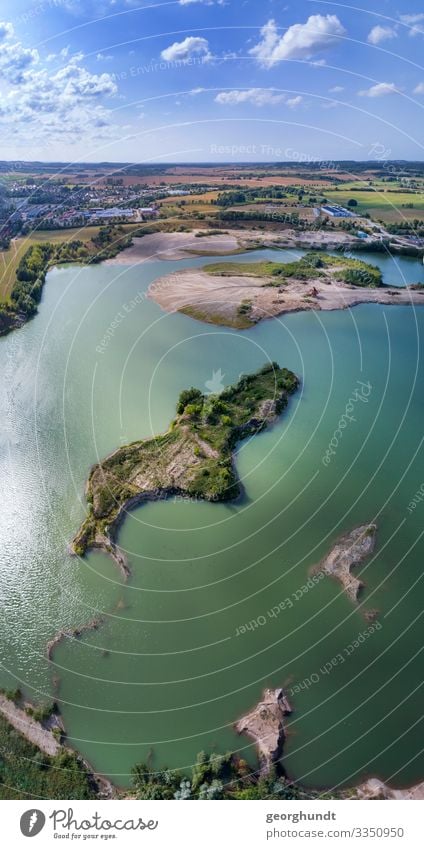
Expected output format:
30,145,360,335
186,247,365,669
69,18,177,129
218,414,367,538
0,224,140,302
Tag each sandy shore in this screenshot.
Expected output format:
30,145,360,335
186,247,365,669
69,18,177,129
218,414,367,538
148,266,424,328
353,778,424,800
105,227,364,265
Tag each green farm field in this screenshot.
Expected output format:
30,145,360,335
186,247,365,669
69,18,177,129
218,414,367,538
327,189,424,207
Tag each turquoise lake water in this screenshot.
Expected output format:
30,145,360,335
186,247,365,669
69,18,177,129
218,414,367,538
0,247,423,789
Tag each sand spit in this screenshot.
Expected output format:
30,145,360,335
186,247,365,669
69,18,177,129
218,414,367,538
148,268,424,329
105,230,241,263
46,616,105,660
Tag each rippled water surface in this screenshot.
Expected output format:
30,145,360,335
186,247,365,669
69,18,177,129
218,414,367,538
0,248,423,788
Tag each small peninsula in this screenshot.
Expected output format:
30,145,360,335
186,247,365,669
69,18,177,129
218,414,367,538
149,251,424,329
236,688,293,775
72,363,299,573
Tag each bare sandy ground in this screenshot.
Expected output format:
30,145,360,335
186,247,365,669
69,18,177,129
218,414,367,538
106,230,242,263
148,266,424,327
106,228,362,265
354,777,424,800
0,694,60,756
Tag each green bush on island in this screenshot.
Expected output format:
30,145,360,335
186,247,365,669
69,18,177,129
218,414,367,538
0,687,22,703
25,701,58,723
176,387,203,414
341,266,381,287
238,299,252,316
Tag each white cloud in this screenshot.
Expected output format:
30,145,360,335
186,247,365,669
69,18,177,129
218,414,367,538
0,21,38,84
367,25,397,45
286,95,303,108
0,21,14,40
161,36,211,62
400,13,424,36
358,82,399,97
215,88,286,106
249,14,346,68
0,21,118,148
329,85,344,92
413,82,424,94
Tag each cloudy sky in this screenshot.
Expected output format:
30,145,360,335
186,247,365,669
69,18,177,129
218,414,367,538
0,0,423,162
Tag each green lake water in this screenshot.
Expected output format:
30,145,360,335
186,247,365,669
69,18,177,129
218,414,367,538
0,247,423,790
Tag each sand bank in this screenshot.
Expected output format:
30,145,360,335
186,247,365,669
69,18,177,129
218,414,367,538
148,267,424,328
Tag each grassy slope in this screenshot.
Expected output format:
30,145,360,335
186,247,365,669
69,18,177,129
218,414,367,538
0,714,95,800
73,364,299,556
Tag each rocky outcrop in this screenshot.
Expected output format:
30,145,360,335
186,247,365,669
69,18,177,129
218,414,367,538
46,616,104,660
313,524,377,602
235,688,292,774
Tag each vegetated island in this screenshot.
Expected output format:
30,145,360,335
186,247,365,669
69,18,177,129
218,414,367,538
148,251,424,329
71,363,299,574
312,523,377,603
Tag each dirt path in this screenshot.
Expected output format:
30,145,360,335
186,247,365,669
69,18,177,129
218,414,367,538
0,694,60,756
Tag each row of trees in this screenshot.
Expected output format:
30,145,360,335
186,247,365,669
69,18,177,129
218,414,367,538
0,226,136,337
11,243,54,317
132,751,335,801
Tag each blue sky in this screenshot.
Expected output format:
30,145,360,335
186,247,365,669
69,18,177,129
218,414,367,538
0,0,423,162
